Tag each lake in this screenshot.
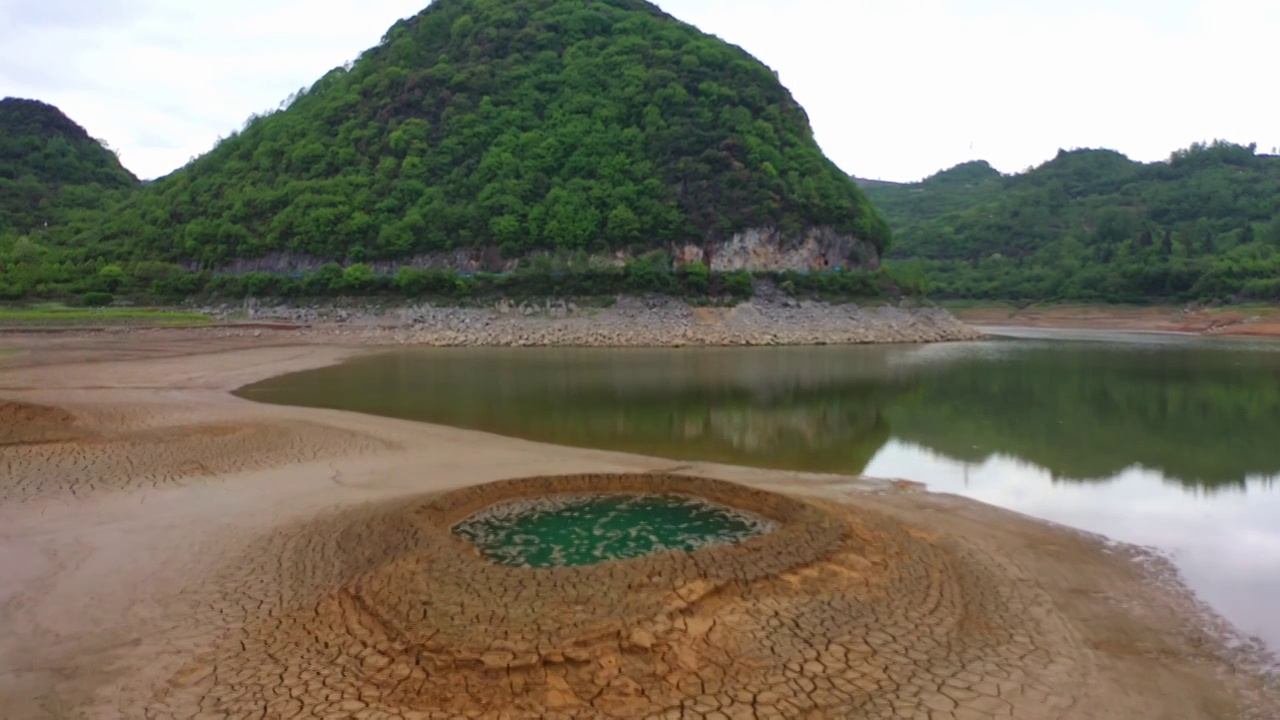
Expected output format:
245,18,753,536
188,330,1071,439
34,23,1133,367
236,329,1280,652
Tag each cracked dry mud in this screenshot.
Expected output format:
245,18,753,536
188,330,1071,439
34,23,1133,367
0,399,393,502
1,333,1277,720
154,474,1083,720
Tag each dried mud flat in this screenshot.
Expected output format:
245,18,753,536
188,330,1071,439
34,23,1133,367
0,331,1277,719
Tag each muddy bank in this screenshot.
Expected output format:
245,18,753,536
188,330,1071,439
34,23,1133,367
198,293,983,346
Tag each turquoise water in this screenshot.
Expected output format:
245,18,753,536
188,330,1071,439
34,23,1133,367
452,494,775,567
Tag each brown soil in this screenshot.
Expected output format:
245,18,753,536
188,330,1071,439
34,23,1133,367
953,303,1280,337
0,330,1275,719
0,400,81,446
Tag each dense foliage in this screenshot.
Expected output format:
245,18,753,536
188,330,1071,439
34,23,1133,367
0,98,137,235
0,253,757,306
69,0,885,269
864,142,1280,302
198,254,758,303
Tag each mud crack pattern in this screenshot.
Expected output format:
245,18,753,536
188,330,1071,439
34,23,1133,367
140,474,1102,719
0,400,393,502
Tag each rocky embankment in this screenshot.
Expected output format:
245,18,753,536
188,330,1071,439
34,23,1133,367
201,291,983,346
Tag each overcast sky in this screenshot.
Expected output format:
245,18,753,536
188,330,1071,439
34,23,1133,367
2,0,1276,182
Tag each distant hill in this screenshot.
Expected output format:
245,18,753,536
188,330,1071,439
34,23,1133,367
78,0,886,272
862,142,1280,302
0,98,137,235
856,160,1001,227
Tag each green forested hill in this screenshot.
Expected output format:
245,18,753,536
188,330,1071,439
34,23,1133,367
0,98,137,235
863,142,1280,302
78,0,884,268
857,160,1002,224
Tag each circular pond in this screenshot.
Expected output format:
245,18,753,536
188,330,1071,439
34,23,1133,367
453,493,777,567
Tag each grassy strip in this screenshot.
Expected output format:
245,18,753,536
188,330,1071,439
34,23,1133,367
0,307,210,327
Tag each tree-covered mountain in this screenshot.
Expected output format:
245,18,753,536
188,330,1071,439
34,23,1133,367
0,98,137,235
863,142,1280,302
71,0,884,271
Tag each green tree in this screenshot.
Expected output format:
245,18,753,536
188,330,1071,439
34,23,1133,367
342,263,376,292
606,206,642,243
97,264,127,292
678,260,709,294
1266,215,1280,248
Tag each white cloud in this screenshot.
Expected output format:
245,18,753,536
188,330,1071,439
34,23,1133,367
666,0,1280,180
1,0,1276,181
0,0,425,175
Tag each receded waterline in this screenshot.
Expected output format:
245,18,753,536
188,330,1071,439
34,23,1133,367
452,493,777,567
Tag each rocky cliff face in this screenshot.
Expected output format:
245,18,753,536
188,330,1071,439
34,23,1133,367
674,227,880,272
207,227,880,276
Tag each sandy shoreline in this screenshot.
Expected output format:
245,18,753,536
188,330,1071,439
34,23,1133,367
1,331,1277,719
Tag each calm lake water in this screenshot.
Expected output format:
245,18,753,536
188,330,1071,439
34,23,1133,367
237,329,1280,651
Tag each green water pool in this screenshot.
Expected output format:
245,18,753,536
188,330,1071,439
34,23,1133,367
452,493,776,567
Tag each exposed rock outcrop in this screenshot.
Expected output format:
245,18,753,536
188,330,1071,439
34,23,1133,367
676,226,880,272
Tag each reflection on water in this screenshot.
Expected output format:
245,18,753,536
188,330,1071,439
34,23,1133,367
891,338,1280,490
236,332,1280,649
864,440,1280,656
239,337,1280,491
